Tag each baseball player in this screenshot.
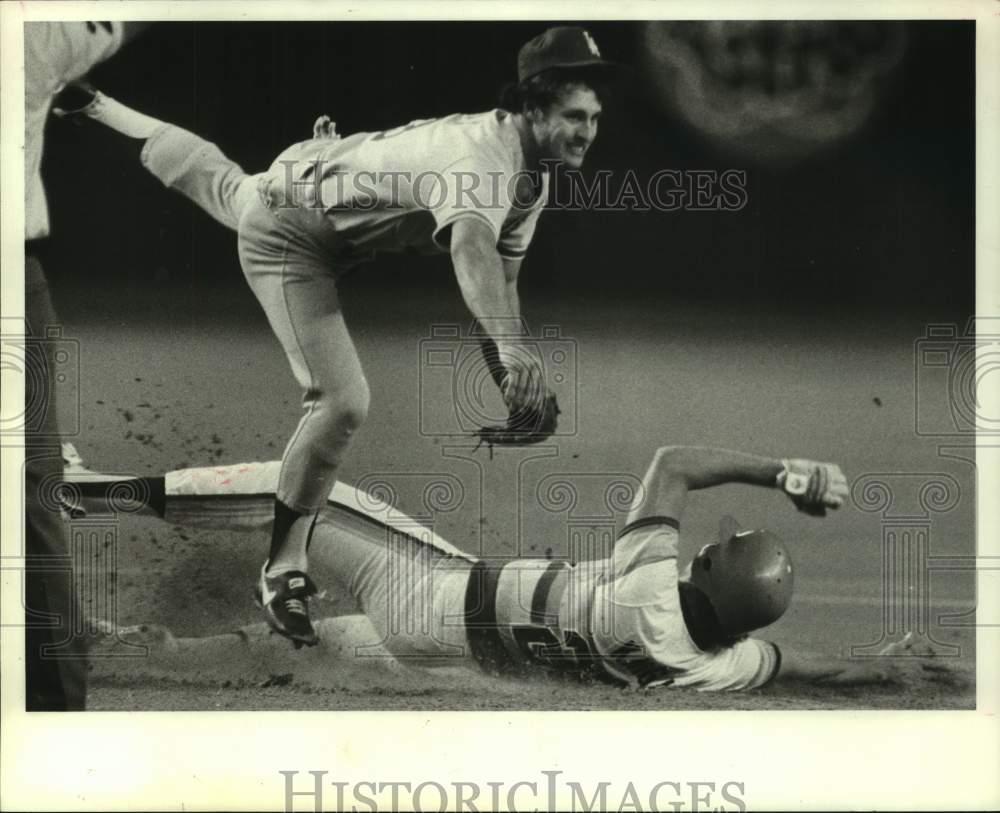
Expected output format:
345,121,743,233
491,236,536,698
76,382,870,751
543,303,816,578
54,26,613,647
22,20,147,709
68,445,897,690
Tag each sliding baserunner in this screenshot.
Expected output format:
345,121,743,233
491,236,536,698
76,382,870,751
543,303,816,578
63,446,951,691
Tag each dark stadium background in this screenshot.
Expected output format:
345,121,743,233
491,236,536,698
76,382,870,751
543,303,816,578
40,20,974,316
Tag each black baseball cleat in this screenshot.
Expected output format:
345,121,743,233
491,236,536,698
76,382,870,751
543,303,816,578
254,565,319,648
52,80,100,120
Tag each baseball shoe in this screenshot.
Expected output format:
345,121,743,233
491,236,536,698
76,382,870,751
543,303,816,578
52,80,100,120
61,441,93,475
58,442,92,518
254,565,319,648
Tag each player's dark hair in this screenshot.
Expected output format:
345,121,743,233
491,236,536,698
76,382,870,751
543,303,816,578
678,581,744,652
498,67,609,114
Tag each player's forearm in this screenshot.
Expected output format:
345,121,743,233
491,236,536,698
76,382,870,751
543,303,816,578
506,277,521,318
501,257,522,318
654,446,783,491
772,650,893,687
628,446,783,524
452,241,520,343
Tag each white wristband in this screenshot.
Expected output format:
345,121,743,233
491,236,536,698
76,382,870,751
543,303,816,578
777,459,810,496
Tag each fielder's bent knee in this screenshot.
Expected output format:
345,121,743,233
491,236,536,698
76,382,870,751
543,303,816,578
302,390,369,466
279,378,370,509
328,393,370,441
342,382,372,428
309,376,370,426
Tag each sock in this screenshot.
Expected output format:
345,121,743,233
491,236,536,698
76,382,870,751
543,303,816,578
87,93,166,139
146,476,167,517
75,476,165,515
266,527,311,576
266,512,314,576
267,499,305,573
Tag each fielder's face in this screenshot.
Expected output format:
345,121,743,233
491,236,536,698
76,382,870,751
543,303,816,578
528,84,602,168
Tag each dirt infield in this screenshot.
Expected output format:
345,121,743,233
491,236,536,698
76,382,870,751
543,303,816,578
87,669,974,711
58,283,976,711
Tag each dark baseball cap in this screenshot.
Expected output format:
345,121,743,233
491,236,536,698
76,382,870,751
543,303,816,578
517,26,619,82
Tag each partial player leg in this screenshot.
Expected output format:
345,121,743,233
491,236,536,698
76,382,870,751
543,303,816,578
237,197,371,646
55,83,257,230
140,124,260,231
88,616,408,685
308,512,473,667
24,252,87,710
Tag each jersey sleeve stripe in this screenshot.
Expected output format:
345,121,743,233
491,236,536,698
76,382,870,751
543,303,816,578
617,515,680,539
498,247,528,260
463,560,508,675
530,561,569,626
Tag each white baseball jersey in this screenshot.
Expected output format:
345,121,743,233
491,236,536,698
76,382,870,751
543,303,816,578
25,21,125,239
469,517,781,690
261,110,547,262
592,518,781,690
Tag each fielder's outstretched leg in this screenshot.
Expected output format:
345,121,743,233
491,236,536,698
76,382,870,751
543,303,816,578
238,196,371,647
58,84,341,647
55,83,258,230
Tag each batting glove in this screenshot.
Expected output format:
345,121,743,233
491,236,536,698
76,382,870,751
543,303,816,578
777,458,849,516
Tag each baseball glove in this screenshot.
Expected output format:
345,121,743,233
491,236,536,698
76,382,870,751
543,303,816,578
471,328,560,450
474,393,561,450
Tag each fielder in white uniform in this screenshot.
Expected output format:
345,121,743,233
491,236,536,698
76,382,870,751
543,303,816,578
68,446,881,691
56,26,616,646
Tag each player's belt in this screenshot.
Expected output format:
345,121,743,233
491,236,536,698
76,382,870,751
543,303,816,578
464,559,576,677
255,174,364,266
